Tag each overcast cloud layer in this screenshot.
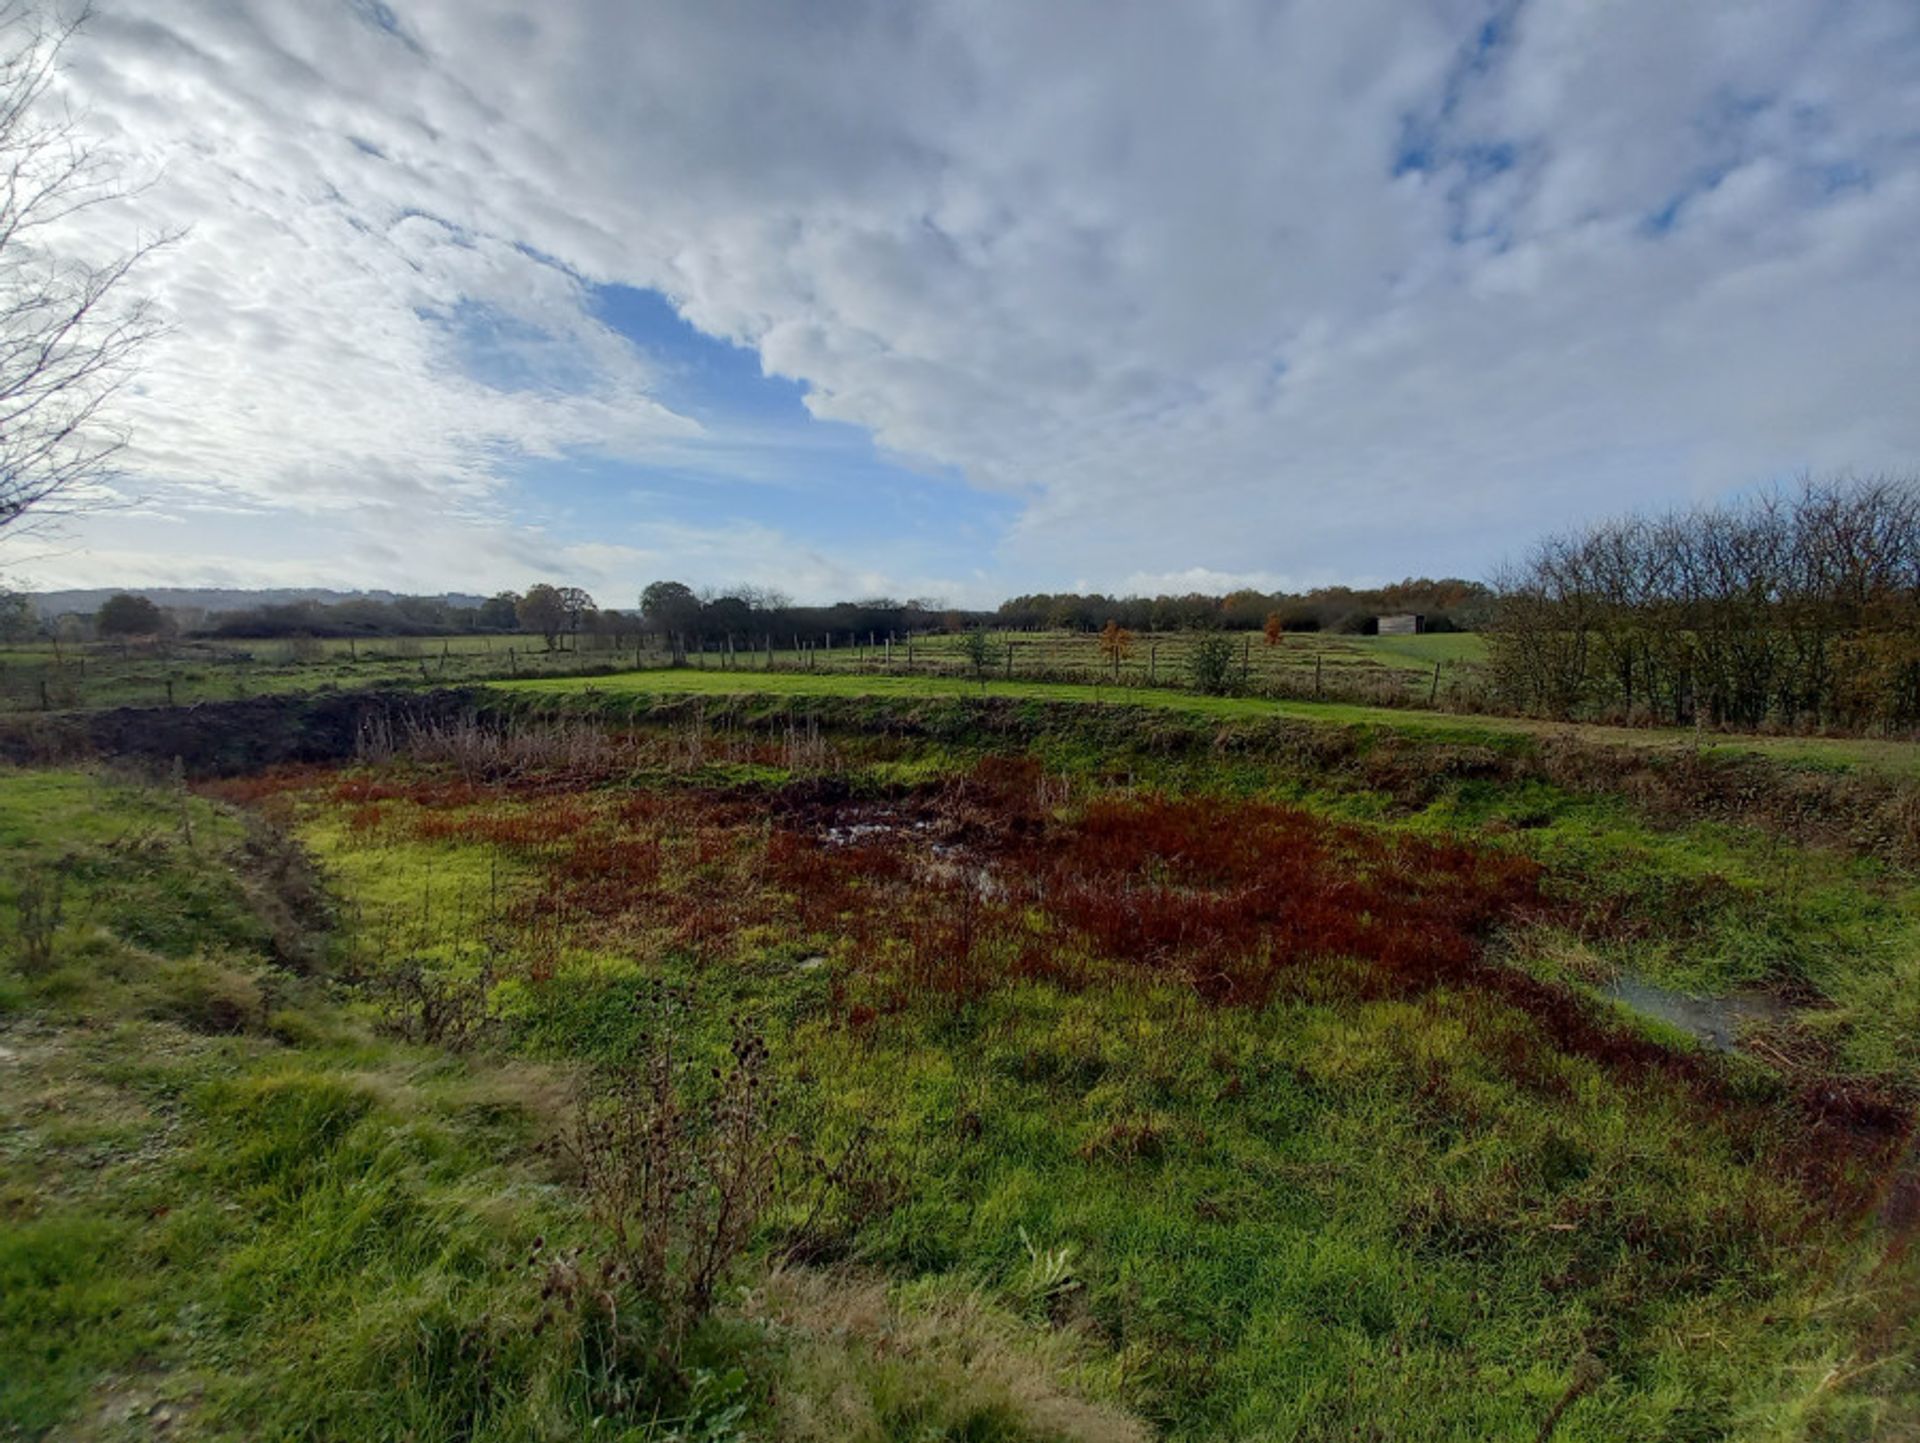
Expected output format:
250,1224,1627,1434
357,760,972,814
8,0,1919,603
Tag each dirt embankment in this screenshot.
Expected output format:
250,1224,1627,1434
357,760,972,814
0,687,490,777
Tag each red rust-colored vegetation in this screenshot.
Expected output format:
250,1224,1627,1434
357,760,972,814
278,752,1912,1212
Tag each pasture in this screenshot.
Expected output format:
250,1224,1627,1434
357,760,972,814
744,629,1486,702
0,633,626,712
3,696,1917,1440
0,628,1484,715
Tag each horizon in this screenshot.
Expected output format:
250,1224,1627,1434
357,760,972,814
0,1,1915,606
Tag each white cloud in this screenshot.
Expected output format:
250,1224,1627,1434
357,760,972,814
6,0,1917,598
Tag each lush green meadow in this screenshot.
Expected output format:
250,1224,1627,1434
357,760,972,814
501,668,1920,779
0,628,1481,717
4,697,1917,1439
760,629,1487,700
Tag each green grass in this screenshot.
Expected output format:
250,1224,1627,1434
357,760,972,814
498,667,1920,777
894,628,1487,692
8,701,1920,1439
0,766,1149,1441
276,735,1919,1437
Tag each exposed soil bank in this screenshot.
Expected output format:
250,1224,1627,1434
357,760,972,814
0,687,490,776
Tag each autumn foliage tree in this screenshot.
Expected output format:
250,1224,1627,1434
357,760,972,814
1263,612,1284,647
1099,619,1133,678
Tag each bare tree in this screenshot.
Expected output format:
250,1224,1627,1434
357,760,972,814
0,4,167,537
1487,475,1920,732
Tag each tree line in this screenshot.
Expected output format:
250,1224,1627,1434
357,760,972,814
10,574,1494,650
13,583,980,651
993,579,1491,635
1487,476,1920,730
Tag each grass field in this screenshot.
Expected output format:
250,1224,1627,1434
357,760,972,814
0,633,640,712
5,695,1917,1439
828,629,1488,695
0,629,1482,715
500,667,1920,778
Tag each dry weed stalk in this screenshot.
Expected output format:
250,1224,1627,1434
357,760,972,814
554,987,785,1339
16,861,66,972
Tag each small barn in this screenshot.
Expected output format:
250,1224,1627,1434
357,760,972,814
1377,613,1425,636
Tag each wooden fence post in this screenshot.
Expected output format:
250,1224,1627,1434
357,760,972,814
1429,662,1442,706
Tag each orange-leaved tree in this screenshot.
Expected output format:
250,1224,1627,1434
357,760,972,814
1099,619,1133,678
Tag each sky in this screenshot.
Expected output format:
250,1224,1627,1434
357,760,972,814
4,0,1918,607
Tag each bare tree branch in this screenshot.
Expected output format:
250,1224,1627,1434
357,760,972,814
0,2,170,537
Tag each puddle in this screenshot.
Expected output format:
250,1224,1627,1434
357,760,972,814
819,816,933,847
1600,973,1791,1052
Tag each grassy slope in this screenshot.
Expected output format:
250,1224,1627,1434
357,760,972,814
0,772,571,1438
498,668,1920,777
0,768,1139,1442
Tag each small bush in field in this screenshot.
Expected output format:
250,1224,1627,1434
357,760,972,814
1188,633,1235,694
960,627,995,678
15,863,66,972
552,989,784,1349
369,958,498,1049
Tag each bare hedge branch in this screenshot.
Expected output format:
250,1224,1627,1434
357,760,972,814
1487,476,1920,732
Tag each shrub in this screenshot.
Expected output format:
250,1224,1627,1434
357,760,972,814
552,991,785,1346
15,863,66,973
1187,634,1236,694
960,628,995,678
368,958,498,1049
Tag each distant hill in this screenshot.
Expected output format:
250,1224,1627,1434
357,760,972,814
30,588,491,619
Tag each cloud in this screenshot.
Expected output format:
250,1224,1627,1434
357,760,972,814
8,0,1917,599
